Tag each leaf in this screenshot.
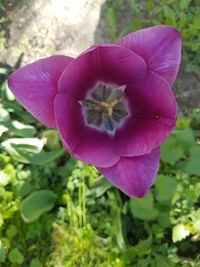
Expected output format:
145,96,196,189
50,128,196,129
20,190,57,223
0,125,8,136
22,150,64,165
1,137,63,165
0,241,6,263
88,176,113,197
174,128,195,145
155,175,177,204
8,248,24,264
172,224,190,242
179,0,191,10
0,164,15,186
0,105,10,122
134,236,152,256
2,120,36,137
1,138,45,163
0,248,5,263
155,254,171,267
122,237,152,262
160,136,183,164
157,212,170,228
0,170,11,186
30,258,42,267
129,192,158,221
106,7,117,41
184,145,200,175
176,112,190,129
6,225,17,239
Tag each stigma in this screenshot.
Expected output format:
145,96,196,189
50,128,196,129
79,84,129,134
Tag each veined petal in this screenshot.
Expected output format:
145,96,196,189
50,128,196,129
55,44,147,167
116,25,182,86
8,55,73,128
54,93,120,167
114,71,177,157
58,44,147,99
97,147,160,198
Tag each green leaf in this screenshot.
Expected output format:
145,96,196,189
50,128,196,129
179,0,191,10
0,105,10,122
21,150,64,165
122,237,152,262
157,211,170,228
6,225,18,239
88,176,113,197
0,241,6,263
0,125,8,136
0,248,5,263
174,128,195,145
4,81,15,101
131,20,142,30
1,138,44,163
0,164,15,186
2,120,36,137
155,175,177,204
0,170,11,186
184,145,200,175
30,258,42,267
20,190,57,223
106,7,117,41
1,137,63,165
172,224,190,242
129,192,158,221
160,136,183,164
8,248,24,264
155,254,171,267
134,236,152,256
41,130,60,150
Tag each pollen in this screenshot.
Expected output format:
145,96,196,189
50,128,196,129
80,84,129,134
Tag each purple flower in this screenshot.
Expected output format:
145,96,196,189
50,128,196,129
8,25,181,198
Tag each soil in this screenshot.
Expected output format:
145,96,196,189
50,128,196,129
0,0,199,112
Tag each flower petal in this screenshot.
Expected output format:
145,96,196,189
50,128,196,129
97,147,160,198
116,25,182,86
114,71,177,157
8,55,73,128
54,93,120,167
58,44,147,99
55,44,147,167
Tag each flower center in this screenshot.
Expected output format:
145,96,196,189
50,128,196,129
79,84,129,134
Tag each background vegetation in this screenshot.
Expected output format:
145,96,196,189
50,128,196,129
0,0,200,266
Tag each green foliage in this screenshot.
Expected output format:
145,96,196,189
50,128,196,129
20,190,57,223
104,0,200,76
1,7,200,265
8,247,24,264
1,88,198,266
106,7,117,42
130,192,158,221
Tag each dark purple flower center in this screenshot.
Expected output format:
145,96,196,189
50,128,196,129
79,84,129,134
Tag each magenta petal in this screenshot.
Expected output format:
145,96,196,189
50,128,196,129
8,55,73,128
54,93,120,167
54,44,147,167
97,147,160,198
58,44,147,99
116,25,182,86
114,71,177,157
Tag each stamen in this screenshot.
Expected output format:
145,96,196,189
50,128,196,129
80,84,129,134
91,85,111,101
